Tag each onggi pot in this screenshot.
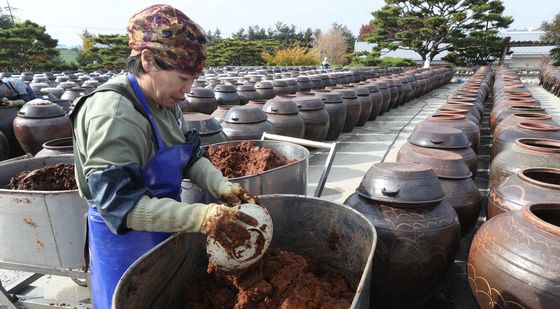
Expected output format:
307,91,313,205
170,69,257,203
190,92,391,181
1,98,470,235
488,167,560,219
468,203,560,309
489,138,560,189
13,99,72,155
344,162,460,309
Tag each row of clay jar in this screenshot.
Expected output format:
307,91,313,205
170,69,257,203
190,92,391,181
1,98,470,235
540,66,560,97
181,68,454,146
468,66,560,309
334,67,493,308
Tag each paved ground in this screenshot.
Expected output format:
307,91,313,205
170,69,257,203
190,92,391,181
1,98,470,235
2,82,559,309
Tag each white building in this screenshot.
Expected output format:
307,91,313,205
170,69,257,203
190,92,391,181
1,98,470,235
354,30,555,68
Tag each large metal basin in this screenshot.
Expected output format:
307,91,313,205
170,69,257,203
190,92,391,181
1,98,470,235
113,194,377,309
181,140,309,202
0,155,87,271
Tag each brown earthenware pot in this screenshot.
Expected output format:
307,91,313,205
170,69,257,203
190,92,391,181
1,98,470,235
332,88,361,133
263,96,305,139
488,167,560,219
417,113,480,153
489,104,545,131
396,147,481,236
490,122,560,160
344,162,460,309
294,94,329,141
187,88,217,114
493,113,558,140
35,137,74,157
182,112,227,146
468,203,560,309
314,90,346,141
220,106,274,141
489,138,560,189
13,99,72,155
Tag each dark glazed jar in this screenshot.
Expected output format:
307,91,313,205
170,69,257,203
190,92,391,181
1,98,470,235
352,85,373,127
488,167,560,219
344,162,460,309
490,104,546,131
214,84,240,105
400,126,477,177
396,147,481,236
491,122,560,160
0,105,24,157
418,113,480,153
182,112,227,146
0,130,8,161
363,84,383,121
13,99,72,156
220,106,274,141
236,84,259,105
493,113,558,140
272,79,290,95
468,203,560,309
296,76,312,92
35,137,74,157
332,88,361,133
254,81,275,100
489,138,560,189
374,80,391,115
187,88,217,114
60,87,87,102
314,90,346,141
210,105,237,123
262,96,305,138
294,94,329,141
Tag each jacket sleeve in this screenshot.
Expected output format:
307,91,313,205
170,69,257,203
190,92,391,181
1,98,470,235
88,163,150,234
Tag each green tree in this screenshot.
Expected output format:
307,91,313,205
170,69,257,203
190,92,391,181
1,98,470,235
367,0,513,67
206,28,223,45
229,23,319,48
541,13,560,44
206,39,279,66
85,34,129,71
0,8,14,29
0,20,59,72
442,29,507,66
541,13,560,66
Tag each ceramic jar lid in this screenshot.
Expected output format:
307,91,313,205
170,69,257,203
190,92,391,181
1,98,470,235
356,162,446,206
188,88,215,98
182,112,223,135
255,81,273,89
333,89,358,99
397,147,472,179
17,99,65,118
263,96,300,115
294,95,325,111
224,106,267,124
237,84,257,92
408,126,471,149
214,84,237,93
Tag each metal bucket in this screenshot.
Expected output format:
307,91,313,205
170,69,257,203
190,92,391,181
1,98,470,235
181,140,309,202
113,194,377,309
0,155,88,271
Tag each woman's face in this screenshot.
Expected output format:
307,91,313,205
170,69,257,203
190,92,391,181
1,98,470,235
148,69,194,107
139,50,196,107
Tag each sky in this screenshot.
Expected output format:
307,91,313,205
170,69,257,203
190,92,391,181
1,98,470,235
5,0,559,47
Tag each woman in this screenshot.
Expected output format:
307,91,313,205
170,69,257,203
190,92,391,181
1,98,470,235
70,5,257,308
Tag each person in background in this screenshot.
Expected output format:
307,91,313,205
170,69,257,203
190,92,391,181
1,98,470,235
69,4,258,308
0,77,37,106
322,57,330,69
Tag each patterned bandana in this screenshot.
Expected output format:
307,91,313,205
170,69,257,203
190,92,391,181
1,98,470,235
127,4,207,76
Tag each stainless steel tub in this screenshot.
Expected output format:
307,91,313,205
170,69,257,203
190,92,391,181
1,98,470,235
181,140,309,202
0,155,87,272
113,194,377,309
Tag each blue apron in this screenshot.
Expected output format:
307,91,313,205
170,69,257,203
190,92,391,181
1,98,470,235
88,74,197,309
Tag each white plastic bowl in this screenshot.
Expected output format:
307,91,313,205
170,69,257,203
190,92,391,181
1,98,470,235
206,203,273,271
